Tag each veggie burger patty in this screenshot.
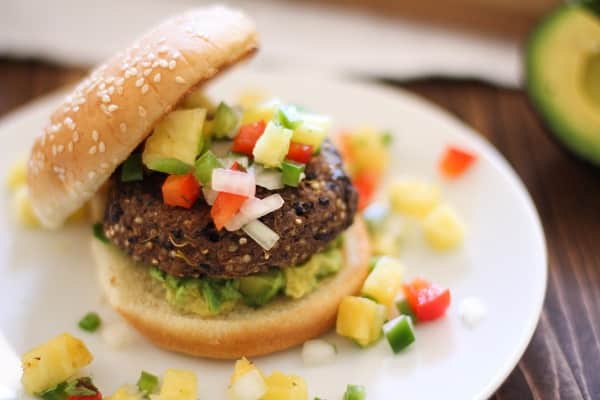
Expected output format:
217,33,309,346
103,140,357,278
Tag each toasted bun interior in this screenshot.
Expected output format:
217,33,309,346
92,218,370,359
27,6,258,228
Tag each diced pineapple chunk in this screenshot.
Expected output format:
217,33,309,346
13,186,40,228
228,358,266,400
237,89,268,109
230,357,257,385
6,157,27,190
181,89,216,112
389,178,440,218
142,108,206,170
21,333,93,395
361,257,404,308
422,204,465,251
241,99,281,125
252,121,292,167
336,296,386,347
159,369,197,400
291,114,332,151
107,385,142,400
263,372,308,400
341,127,389,174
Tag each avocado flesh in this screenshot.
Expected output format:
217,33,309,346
148,242,344,316
239,269,285,307
585,52,600,106
526,5,600,165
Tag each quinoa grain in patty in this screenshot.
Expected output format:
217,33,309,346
103,140,357,278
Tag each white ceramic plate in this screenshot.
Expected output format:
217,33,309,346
0,70,546,400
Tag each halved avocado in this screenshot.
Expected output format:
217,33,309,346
526,4,600,165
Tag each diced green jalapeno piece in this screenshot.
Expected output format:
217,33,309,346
395,298,417,323
281,160,305,187
343,384,366,400
121,153,144,182
92,223,108,244
137,370,159,396
194,150,223,186
212,102,239,138
78,312,101,332
383,315,415,353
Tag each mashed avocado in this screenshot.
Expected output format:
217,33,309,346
149,236,344,316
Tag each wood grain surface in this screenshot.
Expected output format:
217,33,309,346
1,59,599,399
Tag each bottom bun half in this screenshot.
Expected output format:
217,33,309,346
92,218,371,359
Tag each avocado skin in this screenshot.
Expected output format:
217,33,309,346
525,4,600,166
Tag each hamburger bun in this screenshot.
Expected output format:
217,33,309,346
92,218,371,359
27,5,258,228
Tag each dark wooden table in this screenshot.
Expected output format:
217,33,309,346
1,58,599,399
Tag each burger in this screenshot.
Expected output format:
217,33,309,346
26,5,370,359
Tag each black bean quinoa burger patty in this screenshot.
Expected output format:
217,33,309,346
103,140,358,278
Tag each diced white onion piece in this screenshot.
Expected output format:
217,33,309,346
202,187,218,206
242,220,280,251
225,194,284,231
212,168,255,197
102,320,138,350
459,297,487,329
252,165,284,190
227,369,266,400
302,339,337,366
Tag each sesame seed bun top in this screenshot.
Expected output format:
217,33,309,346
27,5,258,228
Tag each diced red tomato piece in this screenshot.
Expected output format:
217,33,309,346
162,173,201,208
286,142,313,164
68,394,102,400
210,161,247,230
403,278,451,322
352,169,380,210
232,120,267,155
439,146,477,178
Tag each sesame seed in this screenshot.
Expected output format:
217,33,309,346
141,84,149,94
134,217,143,224
92,130,99,142
239,237,247,245
108,104,119,112
158,45,168,54
73,106,80,112
141,61,151,68
159,59,168,68
64,117,75,130
99,142,106,153
143,69,152,76
120,123,127,133
138,106,147,117
101,94,110,103
89,146,97,155
72,131,79,142
135,78,144,87
175,76,185,84
168,60,176,70
153,73,161,83
115,77,124,86
147,53,156,61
